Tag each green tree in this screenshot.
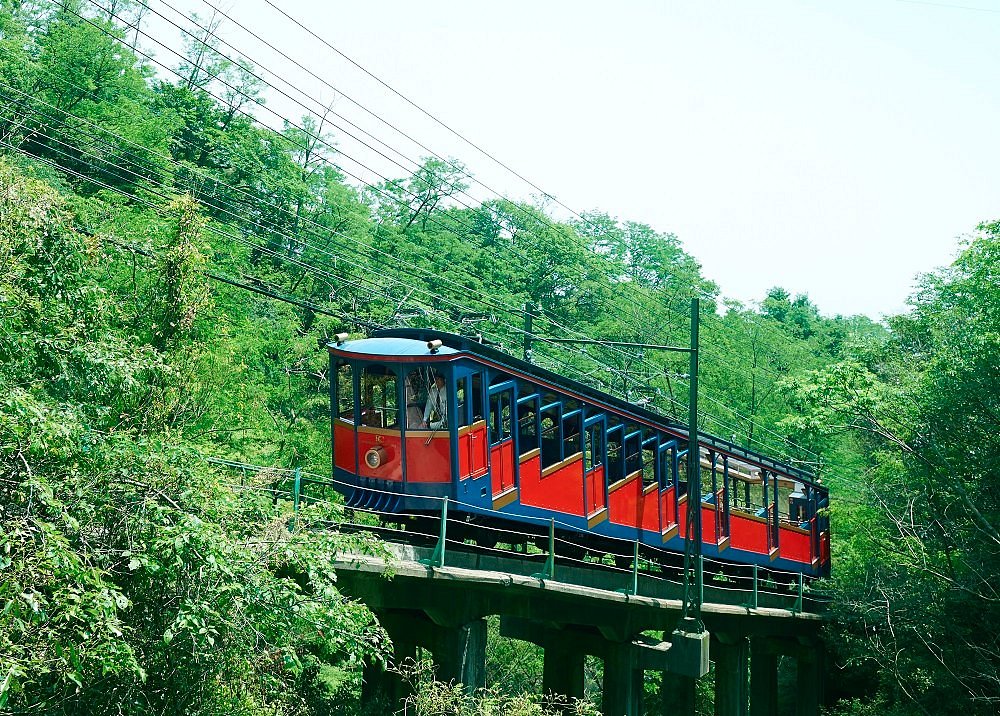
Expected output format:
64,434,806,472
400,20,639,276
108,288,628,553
782,223,1000,715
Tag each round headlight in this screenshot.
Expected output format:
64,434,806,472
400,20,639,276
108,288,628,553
364,446,387,468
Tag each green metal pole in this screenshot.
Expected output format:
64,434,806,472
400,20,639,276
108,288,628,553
547,518,555,579
632,540,640,595
436,497,448,567
698,554,704,608
796,572,804,613
687,297,702,626
752,564,759,609
419,497,449,569
533,518,556,580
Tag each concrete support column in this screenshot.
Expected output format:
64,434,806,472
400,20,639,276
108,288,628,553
602,641,643,716
661,670,696,716
543,639,586,702
432,617,488,692
712,635,748,716
362,613,419,709
749,638,778,716
794,648,824,716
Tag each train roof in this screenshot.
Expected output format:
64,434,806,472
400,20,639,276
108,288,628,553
330,328,818,486
333,336,461,357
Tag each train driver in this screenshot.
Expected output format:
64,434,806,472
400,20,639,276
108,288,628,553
422,372,448,429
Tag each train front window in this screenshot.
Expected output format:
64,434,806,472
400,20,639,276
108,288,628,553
361,365,399,429
404,368,426,430
336,363,354,422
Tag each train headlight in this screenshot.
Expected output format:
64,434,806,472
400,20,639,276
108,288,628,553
364,446,387,468
427,339,442,353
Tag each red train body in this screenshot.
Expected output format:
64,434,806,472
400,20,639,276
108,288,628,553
329,330,831,577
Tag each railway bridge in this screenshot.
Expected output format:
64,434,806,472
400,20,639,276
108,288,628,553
335,535,827,716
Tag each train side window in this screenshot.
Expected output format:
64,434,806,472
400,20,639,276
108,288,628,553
471,373,484,422
607,425,624,484
488,392,501,443
624,428,641,477
563,410,582,459
518,398,539,454
585,423,604,472
361,365,398,429
455,376,470,428
336,363,354,422
641,439,657,487
541,404,561,469
659,445,674,488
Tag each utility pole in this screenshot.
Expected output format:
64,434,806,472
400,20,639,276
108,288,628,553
528,297,704,629
685,297,703,627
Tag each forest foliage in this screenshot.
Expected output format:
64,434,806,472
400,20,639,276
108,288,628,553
1,2,997,714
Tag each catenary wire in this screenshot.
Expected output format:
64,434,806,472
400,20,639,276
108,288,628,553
18,4,822,462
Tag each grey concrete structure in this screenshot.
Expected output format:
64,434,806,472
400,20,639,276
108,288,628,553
334,542,826,716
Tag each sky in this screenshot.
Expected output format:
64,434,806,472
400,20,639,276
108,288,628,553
140,0,1000,319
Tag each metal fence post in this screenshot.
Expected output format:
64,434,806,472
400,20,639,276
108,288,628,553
752,564,759,609
532,518,556,581
421,497,448,568
795,572,804,613
631,540,640,595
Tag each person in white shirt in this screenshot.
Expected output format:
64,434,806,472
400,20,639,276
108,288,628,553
422,373,448,429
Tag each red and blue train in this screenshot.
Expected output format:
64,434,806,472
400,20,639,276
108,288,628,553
329,329,830,577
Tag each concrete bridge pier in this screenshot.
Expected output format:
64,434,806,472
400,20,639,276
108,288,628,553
749,637,778,716
712,633,749,716
602,639,644,716
542,637,587,703
748,636,826,716
432,617,488,689
364,608,487,700
334,542,824,716
500,617,709,716
361,610,417,706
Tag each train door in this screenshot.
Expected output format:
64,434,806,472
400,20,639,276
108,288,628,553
488,383,516,499
583,415,607,517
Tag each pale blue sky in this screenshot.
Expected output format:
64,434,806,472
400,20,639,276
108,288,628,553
145,0,1000,318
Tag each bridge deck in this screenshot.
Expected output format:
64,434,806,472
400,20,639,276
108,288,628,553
335,540,825,639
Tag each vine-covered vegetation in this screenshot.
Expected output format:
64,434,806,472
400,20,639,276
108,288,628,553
1,2,997,714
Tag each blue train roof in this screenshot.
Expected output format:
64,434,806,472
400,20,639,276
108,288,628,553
331,336,461,357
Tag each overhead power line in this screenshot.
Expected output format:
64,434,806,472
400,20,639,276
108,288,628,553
19,1,822,464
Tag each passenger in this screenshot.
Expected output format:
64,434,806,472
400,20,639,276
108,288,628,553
422,372,448,429
405,371,424,428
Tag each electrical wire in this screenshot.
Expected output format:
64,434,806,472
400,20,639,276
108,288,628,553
18,2,824,466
